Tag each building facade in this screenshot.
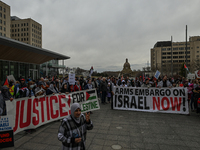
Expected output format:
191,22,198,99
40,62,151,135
0,1,10,37
0,1,68,84
10,16,42,48
151,36,200,75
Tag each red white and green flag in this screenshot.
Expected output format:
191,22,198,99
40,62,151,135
86,90,97,101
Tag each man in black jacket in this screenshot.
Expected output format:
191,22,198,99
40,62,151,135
100,77,107,104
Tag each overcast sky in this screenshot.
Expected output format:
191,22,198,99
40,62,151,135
4,0,200,72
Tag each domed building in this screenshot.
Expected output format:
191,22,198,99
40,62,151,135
121,58,133,77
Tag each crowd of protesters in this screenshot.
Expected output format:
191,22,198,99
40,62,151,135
1,75,200,116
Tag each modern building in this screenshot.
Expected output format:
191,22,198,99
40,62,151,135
10,16,42,48
151,36,200,75
0,1,10,37
0,36,69,84
40,60,66,77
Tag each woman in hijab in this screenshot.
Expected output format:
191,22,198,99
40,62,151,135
60,83,70,94
46,82,60,95
58,103,93,150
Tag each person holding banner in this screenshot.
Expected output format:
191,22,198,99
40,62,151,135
58,103,93,150
141,79,152,88
157,75,172,88
46,82,61,95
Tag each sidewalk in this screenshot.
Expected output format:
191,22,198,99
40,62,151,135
2,102,200,150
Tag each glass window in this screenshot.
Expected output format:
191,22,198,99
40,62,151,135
27,23,28,26
27,33,29,36
3,8,6,12
3,21,5,25
0,19,2,24
0,26,2,30
0,33,2,36
3,14,6,19
179,47,184,50
24,23,26,26
21,33,23,36
173,47,178,50
21,38,23,41
179,56,184,58
0,6,2,11
0,13,2,17
18,24,19,27
24,28,26,31
27,28,28,31
21,23,23,27
24,33,26,36
4,27,6,31
197,46,199,48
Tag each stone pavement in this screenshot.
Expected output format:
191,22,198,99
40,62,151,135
2,101,200,150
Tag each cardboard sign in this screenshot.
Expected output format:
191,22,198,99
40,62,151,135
68,73,75,85
0,116,14,148
187,74,195,80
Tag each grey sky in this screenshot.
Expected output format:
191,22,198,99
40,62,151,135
4,0,200,72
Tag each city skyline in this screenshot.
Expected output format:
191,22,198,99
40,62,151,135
3,0,200,72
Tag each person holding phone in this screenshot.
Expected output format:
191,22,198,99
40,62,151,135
58,103,93,150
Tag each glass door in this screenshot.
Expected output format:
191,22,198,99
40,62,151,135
34,70,38,80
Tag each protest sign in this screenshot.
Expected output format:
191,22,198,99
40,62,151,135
154,70,161,79
0,115,14,148
187,74,195,80
113,87,189,115
69,73,75,85
195,70,200,78
6,89,99,134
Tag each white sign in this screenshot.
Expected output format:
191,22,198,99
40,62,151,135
154,70,161,79
187,74,195,80
195,70,200,78
0,115,13,131
68,73,75,85
113,87,189,115
7,75,16,84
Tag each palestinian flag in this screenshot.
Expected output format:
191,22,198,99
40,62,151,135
3,78,9,87
86,90,96,101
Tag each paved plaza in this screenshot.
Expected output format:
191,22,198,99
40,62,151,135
2,102,200,150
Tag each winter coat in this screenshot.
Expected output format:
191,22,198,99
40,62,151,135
157,80,172,87
0,93,6,116
58,114,93,150
100,81,107,92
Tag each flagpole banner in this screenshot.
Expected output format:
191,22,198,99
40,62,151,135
6,89,100,134
113,87,189,115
